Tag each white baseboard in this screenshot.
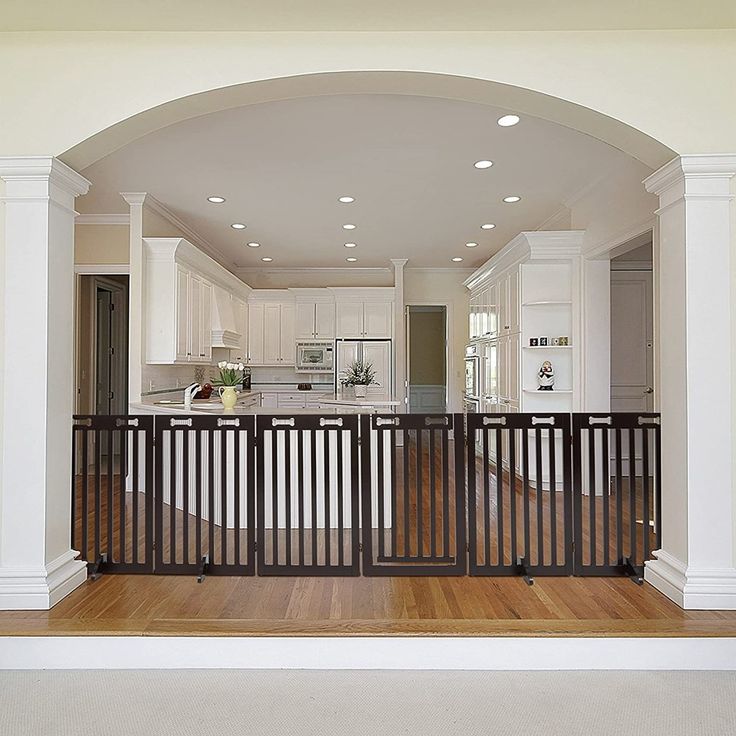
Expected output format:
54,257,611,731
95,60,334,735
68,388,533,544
2,635,736,670
645,549,736,610
0,550,87,610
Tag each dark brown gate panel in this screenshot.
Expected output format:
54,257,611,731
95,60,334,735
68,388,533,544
256,414,360,576
72,415,154,574
572,413,661,578
466,412,573,578
360,414,466,576
154,415,256,576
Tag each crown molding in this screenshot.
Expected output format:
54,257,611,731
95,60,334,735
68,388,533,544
0,156,90,197
644,154,736,195
583,216,655,259
75,213,130,226
405,267,475,275
234,266,392,277
143,194,235,271
120,191,148,207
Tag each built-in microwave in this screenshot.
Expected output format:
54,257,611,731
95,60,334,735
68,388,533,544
295,341,334,373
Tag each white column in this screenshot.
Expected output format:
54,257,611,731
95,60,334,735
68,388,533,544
0,156,90,609
644,154,736,609
121,192,146,404
391,259,408,410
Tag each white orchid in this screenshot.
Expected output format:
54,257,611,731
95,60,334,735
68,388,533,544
213,360,246,387
218,360,227,369
238,363,245,371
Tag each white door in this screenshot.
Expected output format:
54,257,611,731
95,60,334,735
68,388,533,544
263,303,282,364
363,301,392,338
611,271,654,411
336,302,363,338
363,341,392,398
188,274,202,363
175,266,189,361
314,301,335,339
336,340,360,394
295,303,315,339
198,280,212,363
247,302,264,365
280,303,295,364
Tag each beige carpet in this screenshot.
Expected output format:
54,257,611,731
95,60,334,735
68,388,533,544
1,670,735,735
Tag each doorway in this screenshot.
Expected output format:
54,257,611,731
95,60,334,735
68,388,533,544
406,305,447,413
610,240,654,412
76,274,129,416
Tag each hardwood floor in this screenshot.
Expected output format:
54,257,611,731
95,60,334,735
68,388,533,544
5,434,731,638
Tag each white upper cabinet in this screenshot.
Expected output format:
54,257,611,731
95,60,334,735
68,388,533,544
247,298,296,365
295,300,335,339
231,297,247,363
500,267,520,335
144,238,250,365
336,300,393,338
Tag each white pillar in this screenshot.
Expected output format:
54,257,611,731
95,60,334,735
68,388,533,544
121,192,146,404
644,154,736,609
0,156,90,609
391,259,408,410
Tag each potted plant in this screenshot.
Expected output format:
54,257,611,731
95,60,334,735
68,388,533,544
214,361,245,409
339,359,376,399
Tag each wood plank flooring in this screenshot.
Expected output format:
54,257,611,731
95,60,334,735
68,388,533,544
4,433,734,638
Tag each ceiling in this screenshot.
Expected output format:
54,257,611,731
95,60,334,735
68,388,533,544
3,0,734,31
78,94,639,270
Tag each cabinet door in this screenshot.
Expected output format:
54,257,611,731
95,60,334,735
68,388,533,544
507,332,520,402
482,340,498,401
232,298,247,363
295,303,315,339
336,302,363,338
314,301,335,339
263,303,282,364
197,280,212,363
260,392,278,409
469,293,481,340
336,340,360,394
175,267,190,361
488,282,498,337
507,268,520,334
280,303,295,364
362,341,392,398
188,274,202,363
479,288,490,337
498,275,509,334
363,301,392,338
498,335,509,400
247,302,264,365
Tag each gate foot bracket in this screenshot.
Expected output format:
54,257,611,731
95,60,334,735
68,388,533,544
618,556,643,585
517,557,534,586
88,553,107,581
197,555,209,583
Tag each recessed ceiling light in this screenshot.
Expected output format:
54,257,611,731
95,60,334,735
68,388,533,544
503,196,521,203
465,242,478,248
346,257,358,262
231,223,246,229
261,257,273,262
207,196,226,203
481,223,496,230
451,257,464,262
338,196,355,203
247,242,260,248
497,115,520,127
344,242,357,248
474,160,494,169
343,223,356,230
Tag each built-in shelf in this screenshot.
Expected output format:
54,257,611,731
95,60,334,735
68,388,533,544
523,389,573,394
522,345,572,350
521,300,572,306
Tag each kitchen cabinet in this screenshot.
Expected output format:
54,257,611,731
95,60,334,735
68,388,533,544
260,392,278,408
499,267,520,335
296,301,335,339
247,301,296,365
336,300,392,338
230,297,247,363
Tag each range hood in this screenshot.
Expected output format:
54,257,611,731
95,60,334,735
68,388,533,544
210,285,241,349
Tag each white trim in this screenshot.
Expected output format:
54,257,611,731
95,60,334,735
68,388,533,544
74,263,130,275
235,267,392,278
0,551,87,611
405,267,476,275
75,213,130,225
583,217,655,259
2,635,736,670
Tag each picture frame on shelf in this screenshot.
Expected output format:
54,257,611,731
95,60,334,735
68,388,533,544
529,337,539,347
539,337,548,346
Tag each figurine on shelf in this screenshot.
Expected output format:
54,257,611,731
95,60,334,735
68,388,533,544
538,360,555,391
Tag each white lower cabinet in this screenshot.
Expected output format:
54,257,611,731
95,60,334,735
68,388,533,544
260,392,278,408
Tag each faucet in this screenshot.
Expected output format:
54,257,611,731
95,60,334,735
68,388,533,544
183,383,201,410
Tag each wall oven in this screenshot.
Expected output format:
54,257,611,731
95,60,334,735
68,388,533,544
295,341,334,373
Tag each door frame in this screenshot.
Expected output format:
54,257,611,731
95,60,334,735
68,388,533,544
404,302,454,413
